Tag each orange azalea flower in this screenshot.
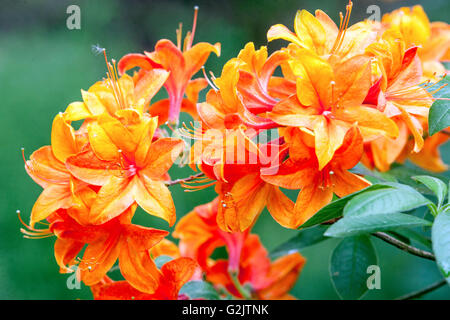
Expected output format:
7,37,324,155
174,199,305,299
262,127,370,228
188,128,289,232
197,42,290,129
173,198,248,272
91,257,197,300
269,49,398,170
20,205,169,293
381,5,450,80
267,1,378,63
395,130,449,173
65,112,184,225
118,7,220,124
207,234,305,300
63,51,169,122
24,113,89,226
362,31,433,171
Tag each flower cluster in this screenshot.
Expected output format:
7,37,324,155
22,3,449,300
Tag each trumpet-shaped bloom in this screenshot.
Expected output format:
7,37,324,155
397,130,450,173
262,127,370,228
363,30,433,171
207,234,305,300
269,50,398,170
63,66,169,122
197,43,290,129
21,205,169,294
24,113,89,226
118,8,220,124
173,198,247,272
90,257,197,300
66,112,184,225
267,1,378,63
382,5,450,80
188,128,289,232
174,199,306,299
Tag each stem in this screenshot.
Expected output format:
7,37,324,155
165,172,204,186
229,270,252,299
373,232,435,261
395,279,447,300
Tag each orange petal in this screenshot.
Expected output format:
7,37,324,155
314,117,348,170
97,112,137,156
54,238,84,273
258,252,306,299
134,69,170,106
266,186,296,229
267,24,303,47
331,168,371,198
409,132,449,172
332,126,364,170
335,105,399,140
25,146,70,188
261,158,315,189
134,116,159,168
122,224,168,251
183,42,221,79
79,232,121,285
66,148,120,186
87,121,120,162
333,55,372,108
134,175,176,226
31,184,72,225
294,10,326,54
140,138,184,179
292,182,334,228
91,280,144,300
64,101,92,121
217,174,270,232
290,49,333,107
150,239,180,259
90,176,136,224
269,95,318,128
118,53,158,75
51,113,78,163
156,257,198,299
118,236,162,294
397,106,424,153
81,89,107,116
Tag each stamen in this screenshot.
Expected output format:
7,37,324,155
176,23,183,49
202,66,219,91
102,50,127,110
187,6,199,50
331,1,353,55
181,180,216,191
17,210,53,239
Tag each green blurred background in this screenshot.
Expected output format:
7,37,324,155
1,0,450,299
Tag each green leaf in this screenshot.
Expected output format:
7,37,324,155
324,213,431,237
428,76,450,136
412,175,447,208
343,184,431,217
154,255,173,269
270,225,328,259
179,280,220,300
299,184,392,228
330,235,378,300
432,210,450,284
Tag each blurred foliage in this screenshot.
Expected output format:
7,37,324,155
1,0,450,299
